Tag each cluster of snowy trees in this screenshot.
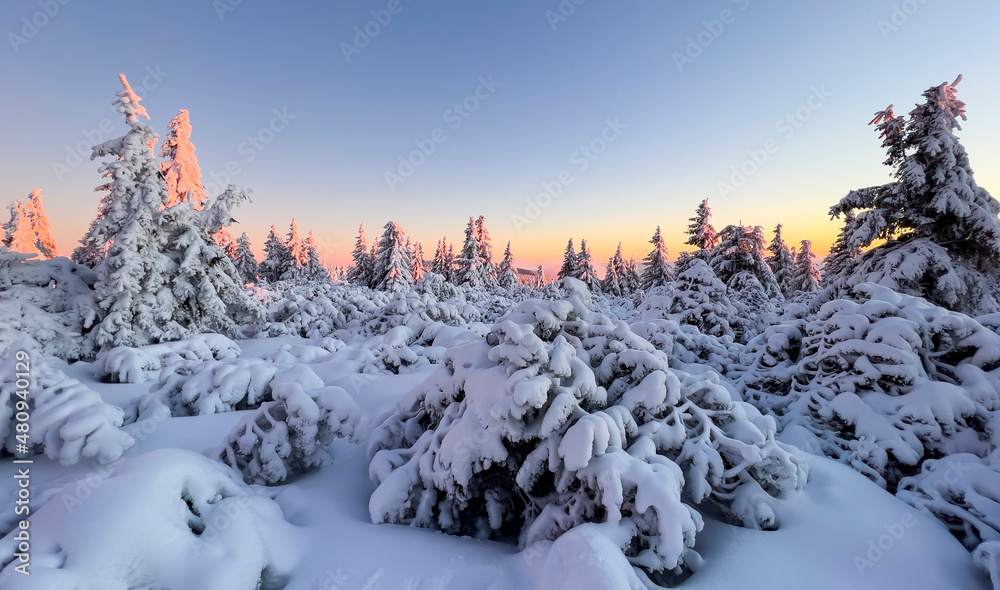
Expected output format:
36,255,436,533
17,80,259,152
2,74,1000,587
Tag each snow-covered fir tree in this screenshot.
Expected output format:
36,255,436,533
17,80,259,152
710,224,782,304
162,185,264,337
685,199,718,253
280,219,307,281
624,257,641,294
213,226,238,260
576,239,601,292
159,109,207,209
258,225,290,283
601,243,627,297
829,77,1000,314
640,226,672,290
821,210,862,285
431,238,452,280
789,239,821,293
302,230,329,282
766,224,796,297
454,217,487,288
347,224,374,287
3,201,40,258
557,238,579,280
24,189,58,258
372,221,413,292
86,74,185,351
232,232,258,284
474,215,496,286
533,264,546,289
409,240,425,283
496,241,519,290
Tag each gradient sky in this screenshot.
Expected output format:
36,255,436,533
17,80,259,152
2,0,998,276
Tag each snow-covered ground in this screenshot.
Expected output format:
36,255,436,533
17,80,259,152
0,333,985,590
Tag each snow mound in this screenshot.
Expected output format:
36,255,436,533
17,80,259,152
368,279,806,582
93,333,242,383
0,347,134,465
0,448,301,589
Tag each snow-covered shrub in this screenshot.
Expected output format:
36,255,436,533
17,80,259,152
259,338,343,364
214,381,360,485
93,333,242,383
629,318,739,375
737,283,1000,489
0,254,96,361
368,279,806,583
137,359,329,419
0,346,134,465
898,451,1000,590
0,449,299,588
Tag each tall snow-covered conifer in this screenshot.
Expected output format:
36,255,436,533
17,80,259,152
685,199,718,253
372,221,413,292
347,224,374,287
258,225,290,283
766,224,795,297
576,239,601,292
640,226,672,290
159,109,208,209
497,241,519,290
601,243,627,296
789,239,821,293
557,239,578,280
454,218,486,288
87,74,184,351
233,232,258,284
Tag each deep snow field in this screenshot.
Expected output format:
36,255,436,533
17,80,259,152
0,332,985,590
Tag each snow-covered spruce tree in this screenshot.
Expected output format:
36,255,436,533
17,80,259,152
533,265,546,289
409,240,426,283
623,257,641,295
347,223,374,287
86,74,186,351
497,241,519,290
640,226,672,291
162,185,264,337
23,189,58,258
214,225,238,260
638,258,744,342
576,239,601,292
372,221,413,292
475,215,497,287
821,209,862,286
454,217,487,288
601,243,627,297
789,239,821,294
766,224,795,298
280,218,307,282
557,238,579,280
302,230,330,282
685,199,718,254
258,225,290,284
2,201,40,257
828,77,1000,315
369,279,806,583
233,232,259,284
159,108,208,209
710,224,782,306
431,238,452,281
735,282,1000,490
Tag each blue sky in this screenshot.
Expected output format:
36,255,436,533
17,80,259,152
2,0,998,273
